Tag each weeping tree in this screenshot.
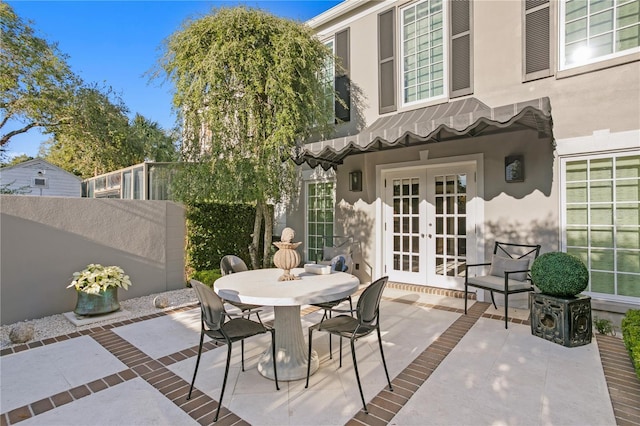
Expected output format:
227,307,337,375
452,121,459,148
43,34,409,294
159,7,335,268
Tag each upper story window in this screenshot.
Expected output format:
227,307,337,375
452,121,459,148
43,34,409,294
321,39,336,121
400,0,447,105
560,0,640,70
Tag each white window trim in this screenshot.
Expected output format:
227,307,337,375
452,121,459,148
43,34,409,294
399,0,449,109
560,149,640,305
558,0,640,71
303,168,336,262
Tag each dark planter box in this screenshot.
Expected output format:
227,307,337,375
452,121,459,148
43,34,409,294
529,293,592,347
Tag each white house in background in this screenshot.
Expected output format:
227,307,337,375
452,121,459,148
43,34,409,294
0,158,82,197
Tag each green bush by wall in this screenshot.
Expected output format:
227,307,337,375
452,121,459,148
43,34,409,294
190,270,222,287
622,309,640,380
186,202,257,273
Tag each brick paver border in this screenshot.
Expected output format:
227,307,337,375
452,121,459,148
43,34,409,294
2,284,638,426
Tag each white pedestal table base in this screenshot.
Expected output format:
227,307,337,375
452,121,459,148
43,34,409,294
258,306,318,381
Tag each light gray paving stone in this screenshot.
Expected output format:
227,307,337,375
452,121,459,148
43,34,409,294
19,378,197,425
0,336,127,413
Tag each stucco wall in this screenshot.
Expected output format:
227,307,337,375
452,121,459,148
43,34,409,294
0,196,186,324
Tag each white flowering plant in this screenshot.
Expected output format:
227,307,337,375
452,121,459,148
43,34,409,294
67,264,132,294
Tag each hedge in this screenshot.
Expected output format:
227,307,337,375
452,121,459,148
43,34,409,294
186,202,258,273
622,309,640,380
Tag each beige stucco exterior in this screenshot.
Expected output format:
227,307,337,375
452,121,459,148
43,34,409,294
0,196,186,324
289,0,640,310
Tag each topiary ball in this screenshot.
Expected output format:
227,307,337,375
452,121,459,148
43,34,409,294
531,252,589,297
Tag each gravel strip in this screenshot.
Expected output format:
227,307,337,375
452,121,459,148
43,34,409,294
1,288,197,350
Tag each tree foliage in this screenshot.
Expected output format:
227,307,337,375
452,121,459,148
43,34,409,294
2,3,178,178
130,113,179,162
158,7,335,267
42,85,145,177
0,2,79,146
1,153,33,167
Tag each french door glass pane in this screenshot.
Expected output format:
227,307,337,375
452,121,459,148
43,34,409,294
392,177,421,273
434,173,467,277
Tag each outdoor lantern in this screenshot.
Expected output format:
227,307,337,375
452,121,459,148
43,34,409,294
349,171,362,192
505,155,524,182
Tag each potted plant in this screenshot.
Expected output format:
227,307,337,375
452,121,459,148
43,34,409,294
529,252,591,347
67,264,132,316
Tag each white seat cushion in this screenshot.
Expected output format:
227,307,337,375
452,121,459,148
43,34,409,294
466,275,532,292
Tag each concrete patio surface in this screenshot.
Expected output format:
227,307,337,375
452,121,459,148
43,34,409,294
1,283,638,426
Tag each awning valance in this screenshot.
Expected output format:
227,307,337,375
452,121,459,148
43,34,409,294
294,97,553,170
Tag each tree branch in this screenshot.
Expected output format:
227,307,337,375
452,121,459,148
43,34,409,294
0,122,39,146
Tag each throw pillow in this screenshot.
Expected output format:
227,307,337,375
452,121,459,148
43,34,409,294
489,254,530,282
330,254,352,272
322,246,349,261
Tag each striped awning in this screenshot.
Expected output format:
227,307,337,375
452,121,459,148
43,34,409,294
294,97,553,170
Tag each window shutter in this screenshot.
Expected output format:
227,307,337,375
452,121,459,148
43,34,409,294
335,28,350,123
524,0,551,81
450,0,472,98
378,9,396,114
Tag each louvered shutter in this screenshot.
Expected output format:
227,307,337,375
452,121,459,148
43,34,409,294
335,28,350,122
524,0,552,80
378,9,396,114
450,0,472,98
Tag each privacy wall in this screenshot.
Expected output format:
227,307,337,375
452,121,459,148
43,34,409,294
0,196,186,324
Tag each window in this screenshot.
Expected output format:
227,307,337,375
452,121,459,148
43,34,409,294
400,0,446,105
321,39,335,122
560,0,640,69
563,153,640,301
306,181,335,262
322,29,350,123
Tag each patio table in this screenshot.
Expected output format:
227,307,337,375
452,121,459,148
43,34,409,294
214,267,360,381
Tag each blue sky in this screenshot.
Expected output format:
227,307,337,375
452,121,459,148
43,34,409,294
5,0,342,159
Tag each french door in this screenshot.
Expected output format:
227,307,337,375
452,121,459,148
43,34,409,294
384,164,476,288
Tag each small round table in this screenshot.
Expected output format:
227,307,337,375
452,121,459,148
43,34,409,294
214,268,360,381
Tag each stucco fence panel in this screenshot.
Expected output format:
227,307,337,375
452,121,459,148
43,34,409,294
0,195,186,324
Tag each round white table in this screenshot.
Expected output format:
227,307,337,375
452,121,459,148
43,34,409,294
214,267,360,381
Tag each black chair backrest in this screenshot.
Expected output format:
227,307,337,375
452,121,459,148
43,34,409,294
191,280,226,331
494,242,541,261
356,276,388,326
220,255,249,276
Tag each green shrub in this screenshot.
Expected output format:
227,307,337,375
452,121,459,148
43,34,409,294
593,316,616,336
531,252,589,297
189,270,222,287
186,202,258,272
621,309,640,380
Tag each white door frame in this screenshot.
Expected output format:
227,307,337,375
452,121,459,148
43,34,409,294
374,152,485,285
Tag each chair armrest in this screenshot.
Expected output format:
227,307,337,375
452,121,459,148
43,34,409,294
504,269,531,275
465,262,491,277
466,262,491,269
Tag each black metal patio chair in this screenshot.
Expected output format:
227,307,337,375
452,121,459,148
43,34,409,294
187,280,279,422
464,241,541,328
305,276,393,414
310,254,355,360
220,255,263,324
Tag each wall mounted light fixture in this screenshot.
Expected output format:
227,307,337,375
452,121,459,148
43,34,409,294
505,155,525,183
349,170,362,192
